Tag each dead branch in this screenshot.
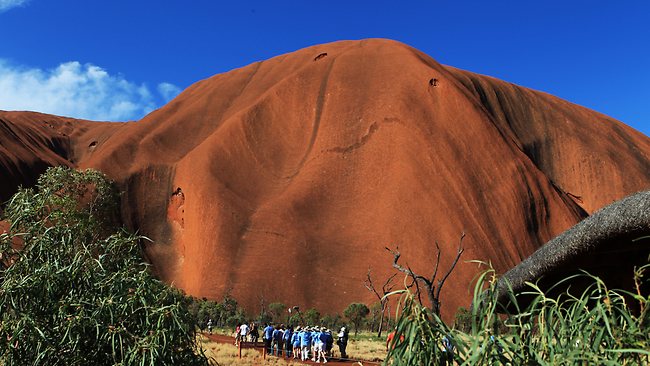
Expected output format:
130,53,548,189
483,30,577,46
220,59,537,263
434,233,465,304
386,246,425,283
364,268,398,336
383,272,397,293
386,246,426,301
431,241,442,287
364,269,380,298
365,268,397,299
385,233,465,316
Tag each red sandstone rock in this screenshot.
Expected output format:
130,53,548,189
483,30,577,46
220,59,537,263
1,39,648,320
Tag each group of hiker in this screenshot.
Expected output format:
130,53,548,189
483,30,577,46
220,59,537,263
206,318,461,364
262,323,347,363
208,319,349,362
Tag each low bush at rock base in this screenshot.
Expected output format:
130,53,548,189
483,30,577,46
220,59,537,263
0,167,207,365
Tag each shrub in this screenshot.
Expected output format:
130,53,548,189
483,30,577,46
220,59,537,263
304,308,321,326
321,313,343,330
268,302,287,324
187,297,221,330
257,311,273,325
385,262,650,365
344,303,370,336
219,295,245,327
0,167,207,365
287,313,302,327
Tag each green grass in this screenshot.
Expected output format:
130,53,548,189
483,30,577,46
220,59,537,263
385,261,650,365
346,333,387,362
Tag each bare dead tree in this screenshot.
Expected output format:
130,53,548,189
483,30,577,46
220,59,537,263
364,269,397,337
385,233,465,316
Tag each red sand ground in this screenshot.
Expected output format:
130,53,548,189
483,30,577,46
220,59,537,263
1,39,649,320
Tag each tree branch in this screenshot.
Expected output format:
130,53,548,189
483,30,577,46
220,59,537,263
434,232,465,303
364,268,382,301
382,273,397,295
386,246,427,283
431,241,442,286
408,263,424,305
385,233,466,316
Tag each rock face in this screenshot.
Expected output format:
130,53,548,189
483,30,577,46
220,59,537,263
1,39,648,319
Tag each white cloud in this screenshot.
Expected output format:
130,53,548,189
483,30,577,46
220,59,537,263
158,82,181,103
0,0,29,13
0,59,181,121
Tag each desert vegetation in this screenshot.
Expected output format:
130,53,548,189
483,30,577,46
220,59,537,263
0,167,207,365
187,295,247,331
385,261,650,365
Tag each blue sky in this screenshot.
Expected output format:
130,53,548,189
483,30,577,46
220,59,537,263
0,1,648,136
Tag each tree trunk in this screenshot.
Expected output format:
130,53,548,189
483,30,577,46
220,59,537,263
377,301,386,338
426,284,440,316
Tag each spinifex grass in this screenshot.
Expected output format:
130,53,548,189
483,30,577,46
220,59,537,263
385,261,649,365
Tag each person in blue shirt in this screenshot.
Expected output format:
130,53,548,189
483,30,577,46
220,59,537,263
283,326,293,358
292,327,301,359
272,325,284,356
323,329,333,358
311,328,320,361
315,327,329,363
300,327,312,361
263,323,274,355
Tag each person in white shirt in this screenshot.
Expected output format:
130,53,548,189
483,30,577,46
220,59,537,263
240,322,250,342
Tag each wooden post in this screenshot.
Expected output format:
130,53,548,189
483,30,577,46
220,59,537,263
238,341,242,358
